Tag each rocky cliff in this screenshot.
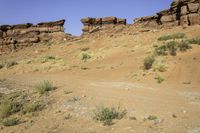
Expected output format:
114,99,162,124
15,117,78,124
81,17,126,35
133,0,200,28
0,19,73,54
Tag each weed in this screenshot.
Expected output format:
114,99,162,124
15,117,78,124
22,101,44,114
81,52,91,62
35,80,53,94
155,75,165,84
143,56,155,70
93,106,126,125
153,64,166,72
5,61,18,68
158,33,185,41
0,118,20,126
42,55,56,63
166,41,178,56
178,41,192,51
147,115,158,120
187,38,200,45
154,45,167,56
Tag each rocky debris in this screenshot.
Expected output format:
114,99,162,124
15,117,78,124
133,0,200,28
0,19,73,54
81,16,126,35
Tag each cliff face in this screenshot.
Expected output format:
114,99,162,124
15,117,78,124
81,17,126,35
0,19,72,54
133,0,200,27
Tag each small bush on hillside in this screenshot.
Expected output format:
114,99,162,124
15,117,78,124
42,55,56,63
81,52,91,62
0,118,20,126
147,115,158,120
158,33,185,41
5,61,18,69
178,41,192,51
166,41,178,56
35,80,53,94
143,56,155,70
154,45,167,56
22,101,44,114
153,64,166,72
187,38,200,45
93,106,126,125
155,75,165,84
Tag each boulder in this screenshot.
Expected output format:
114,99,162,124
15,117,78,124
161,14,176,23
12,23,33,29
0,25,12,31
180,15,189,25
0,30,3,38
188,13,200,25
188,3,199,13
82,26,90,32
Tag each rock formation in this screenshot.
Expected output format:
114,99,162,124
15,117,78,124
133,0,200,28
0,19,73,54
81,17,126,34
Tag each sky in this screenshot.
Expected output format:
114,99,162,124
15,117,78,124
0,0,173,35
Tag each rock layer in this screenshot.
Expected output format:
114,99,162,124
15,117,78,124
0,19,72,54
133,0,200,27
81,17,126,34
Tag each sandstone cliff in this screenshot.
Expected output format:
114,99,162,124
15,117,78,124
133,0,200,28
0,19,73,54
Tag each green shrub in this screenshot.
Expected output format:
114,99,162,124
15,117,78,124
178,41,192,51
148,115,158,120
0,118,20,126
93,106,126,125
158,33,185,41
81,52,91,62
143,56,155,70
5,61,18,68
153,64,166,72
42,55,56,63
166,41,178,56
22,101,44,114
155,75,165,84
0,99,22,119
154,45,167,56
187,38,200,45
35,80,53,94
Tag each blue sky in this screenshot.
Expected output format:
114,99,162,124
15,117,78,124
0,0,173,35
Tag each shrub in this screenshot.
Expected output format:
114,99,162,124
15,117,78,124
154,45,167,56
93,106,126,125
35,80,53,94
178,41,192,51
42,55,56,63
166,41,178,56
5,61,18,68
187,38,200,45
143,56,155,70
158,33,185,41
0,118,20,126
81,52,91,62
0,99,22,119
22,101,44,114
155,75,164,84
153,64,166,72
148,115,158,120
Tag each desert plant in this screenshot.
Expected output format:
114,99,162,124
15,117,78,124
35,80,53,94
155,75,164,84
0,99,22,119
143,56,155,70
81,52,91,62
22,101,44,114
5,61,18,68
93,106,126,125
153,64,166,72
166,41,178,56
178,41,192,51
154,45,167,56
147,115,158,120
187,38,200,45
42,55,56,63
0,118,20,126
158,33,185,41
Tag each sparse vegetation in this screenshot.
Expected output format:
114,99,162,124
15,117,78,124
155,75,165,84
147,115,158,120
187,38,200,45
178,41,192,51
22,101,44,114
153,64,166,72
5,61,18,68
166,41,177,56
42,55,56,63
143,56,155,70
81,52,91,62
158,33,185,41
0,118,20,126
35,80,54,94
93,106,126,125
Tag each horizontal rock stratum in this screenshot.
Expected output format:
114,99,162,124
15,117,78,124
133,0,200,27
0,20,74,54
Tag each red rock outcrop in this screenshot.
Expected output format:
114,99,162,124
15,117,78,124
81,17,126,34
0,19,73,54
133,0,200,28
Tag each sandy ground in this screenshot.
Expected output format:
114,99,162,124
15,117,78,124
0,26,200,133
